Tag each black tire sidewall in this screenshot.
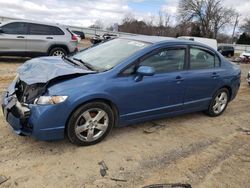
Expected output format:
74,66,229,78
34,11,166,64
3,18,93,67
67,102,114,146
206,88,229,117
49,47,67,56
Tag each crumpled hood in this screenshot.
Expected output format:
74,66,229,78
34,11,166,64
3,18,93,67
17,56,94,85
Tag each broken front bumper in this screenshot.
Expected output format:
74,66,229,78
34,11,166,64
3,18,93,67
1,92,31,135
1,92,66,141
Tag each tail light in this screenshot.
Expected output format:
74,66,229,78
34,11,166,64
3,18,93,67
71,35,78,41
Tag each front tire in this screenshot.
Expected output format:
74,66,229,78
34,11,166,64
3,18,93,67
205,88,229,117
67,102,114,146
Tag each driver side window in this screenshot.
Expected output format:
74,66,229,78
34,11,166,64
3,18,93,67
140,48,185,73
2,22,27,35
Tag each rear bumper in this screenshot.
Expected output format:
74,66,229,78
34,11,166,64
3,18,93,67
230,76,241,101
1,92,65,141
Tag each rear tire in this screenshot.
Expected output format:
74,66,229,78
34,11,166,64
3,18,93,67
205,88,229,117
49,47,67,56
67,102,114,146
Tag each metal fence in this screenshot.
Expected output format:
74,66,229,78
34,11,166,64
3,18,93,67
1,16,250,54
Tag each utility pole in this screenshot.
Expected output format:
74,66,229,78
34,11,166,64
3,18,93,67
232,14,239,44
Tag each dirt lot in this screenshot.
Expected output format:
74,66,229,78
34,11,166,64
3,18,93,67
0,45,250,188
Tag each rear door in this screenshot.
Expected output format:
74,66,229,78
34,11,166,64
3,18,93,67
0,22,27,53
184,46,222,110
26,23,65,54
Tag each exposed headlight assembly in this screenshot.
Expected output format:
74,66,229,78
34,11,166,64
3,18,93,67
34,96,68,105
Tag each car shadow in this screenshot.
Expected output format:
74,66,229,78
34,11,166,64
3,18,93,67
0,56,30,63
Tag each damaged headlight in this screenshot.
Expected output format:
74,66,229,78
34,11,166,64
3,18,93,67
34,96,68,105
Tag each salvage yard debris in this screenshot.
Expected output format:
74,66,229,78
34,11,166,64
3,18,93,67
0,175,9,185
143,122,165,134
143,183,192,188
98,160,109,177
110,177,127,182
236,127,250,135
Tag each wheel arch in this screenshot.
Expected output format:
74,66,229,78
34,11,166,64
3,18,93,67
47,44,69,55
219,85,232,100
65,98,120,134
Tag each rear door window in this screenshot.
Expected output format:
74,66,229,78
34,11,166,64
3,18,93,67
190,47,220,69
2,22,27,34
28,23,64,35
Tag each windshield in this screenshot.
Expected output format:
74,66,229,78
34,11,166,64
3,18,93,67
73,38,149,71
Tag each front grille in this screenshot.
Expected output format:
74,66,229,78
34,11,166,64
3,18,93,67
15,80,27,102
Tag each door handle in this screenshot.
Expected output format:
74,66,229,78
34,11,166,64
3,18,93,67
17,36,25,39
46,37,53,39
211,72,219,78
176,76,184,80
176,76,184,83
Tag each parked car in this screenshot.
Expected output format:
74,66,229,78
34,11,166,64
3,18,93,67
1,36,241,146
178,36,218,50
90,33,117,44
72,30,85,39
218,46,235,57
240,50,250,58
0,20,78,57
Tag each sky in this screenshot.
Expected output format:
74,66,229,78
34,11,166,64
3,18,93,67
0,0,249,29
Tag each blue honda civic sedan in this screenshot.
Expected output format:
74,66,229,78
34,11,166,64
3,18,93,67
2,36,241,145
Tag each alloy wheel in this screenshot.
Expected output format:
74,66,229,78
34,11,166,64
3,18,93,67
212,91,228,114
74,108,109,142
52,50,65,56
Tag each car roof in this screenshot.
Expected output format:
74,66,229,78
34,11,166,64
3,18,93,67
121,35,176,44
121,35,213,49
0,20,65,28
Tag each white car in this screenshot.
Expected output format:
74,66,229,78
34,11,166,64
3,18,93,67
178,36,218,50
240,51,250,58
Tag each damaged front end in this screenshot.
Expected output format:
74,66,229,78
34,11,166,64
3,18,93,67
1,73,49,135
2,56,95,139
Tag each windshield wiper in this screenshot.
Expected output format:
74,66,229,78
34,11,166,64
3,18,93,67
62,55,80,66
73,58,97,71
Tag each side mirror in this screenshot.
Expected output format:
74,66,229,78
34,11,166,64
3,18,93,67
0,28,3,34
135,66,155,82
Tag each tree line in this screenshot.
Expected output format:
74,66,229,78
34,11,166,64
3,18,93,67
90,0,250,44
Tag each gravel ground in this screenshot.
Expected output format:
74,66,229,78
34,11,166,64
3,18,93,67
0,42,249,188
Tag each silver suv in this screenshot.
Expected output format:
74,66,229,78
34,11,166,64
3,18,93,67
0,20,78,57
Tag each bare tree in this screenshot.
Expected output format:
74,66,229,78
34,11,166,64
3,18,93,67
164,13,171,27
178,0,237,38
89,19,104,30
241,17,250,33
158,10,164,27
122,12,136,24
213,7,237,38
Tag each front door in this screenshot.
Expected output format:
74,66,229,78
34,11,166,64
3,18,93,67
116,46,188,122
0,22,27,54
